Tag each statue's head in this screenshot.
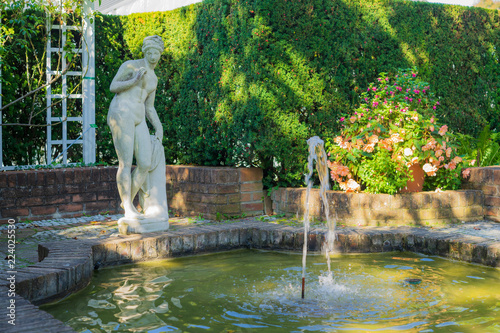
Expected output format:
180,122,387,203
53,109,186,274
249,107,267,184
142,35,164,54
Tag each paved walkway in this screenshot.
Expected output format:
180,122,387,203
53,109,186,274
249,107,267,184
1,214,500,271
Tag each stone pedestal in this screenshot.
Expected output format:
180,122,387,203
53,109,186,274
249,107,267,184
118,217,169,234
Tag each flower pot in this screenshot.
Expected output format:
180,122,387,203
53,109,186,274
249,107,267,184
400,163,425,193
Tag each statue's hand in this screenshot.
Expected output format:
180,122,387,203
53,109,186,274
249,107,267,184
155,129,163,142
136,67,147,82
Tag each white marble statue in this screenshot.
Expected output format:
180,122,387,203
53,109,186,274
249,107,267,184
107,35,169,234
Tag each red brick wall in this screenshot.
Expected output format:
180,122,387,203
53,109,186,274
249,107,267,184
463,166,500,222
0,167,121,223
271,188,484,227
165,166,264,219
0,166,264,222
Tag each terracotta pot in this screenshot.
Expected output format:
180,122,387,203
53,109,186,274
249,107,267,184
400,163,425,193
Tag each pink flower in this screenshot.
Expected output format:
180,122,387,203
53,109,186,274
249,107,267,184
438,125,448,136
446,147,452,158
389,133,404,144
372,87,377,92
372,101,379,107
423,163,438,176
414,89,420,94
340,117,345,122
412,73,416,77
363,143,375,153
368,135,379,143
462,168,471,178
346,179,360,191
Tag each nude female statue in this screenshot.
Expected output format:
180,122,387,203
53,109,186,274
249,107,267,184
107,35,168,225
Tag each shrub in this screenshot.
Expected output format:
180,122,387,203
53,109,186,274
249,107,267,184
327,68,469,194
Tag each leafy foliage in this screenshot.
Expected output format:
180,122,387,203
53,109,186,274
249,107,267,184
456,124,500,167
1,8,47,165
1,0,98,165
2,0,499,188
93,0,499,189
327,69,469,194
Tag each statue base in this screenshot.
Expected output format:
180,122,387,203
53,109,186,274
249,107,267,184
118,217,169,235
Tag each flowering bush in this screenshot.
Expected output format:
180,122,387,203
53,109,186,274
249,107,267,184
327,68,469,194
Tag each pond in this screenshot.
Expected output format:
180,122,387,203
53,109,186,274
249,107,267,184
42,249,500,332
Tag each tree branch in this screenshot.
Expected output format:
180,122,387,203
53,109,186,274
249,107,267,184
0,62,70,112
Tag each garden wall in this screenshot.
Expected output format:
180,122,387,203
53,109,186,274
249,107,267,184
0,166,264,223
463,166,500,222
165,166,264,219
271,188,484,227
272,166,500,225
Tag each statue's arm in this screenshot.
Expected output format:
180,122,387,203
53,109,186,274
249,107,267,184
109,62,146,94
145,90,163,142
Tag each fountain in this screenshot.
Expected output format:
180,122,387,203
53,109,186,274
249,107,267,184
41,249,500,332
302,136,336,298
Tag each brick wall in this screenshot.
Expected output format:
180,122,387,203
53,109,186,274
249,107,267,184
463,166,500,222
165,166,264,219
0,166,264,222
0,167,121,223
271,188,484,226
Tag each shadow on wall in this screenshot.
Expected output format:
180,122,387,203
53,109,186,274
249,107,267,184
272,187,485,227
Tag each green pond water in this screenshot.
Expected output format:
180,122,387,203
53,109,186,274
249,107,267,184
42,249,500,333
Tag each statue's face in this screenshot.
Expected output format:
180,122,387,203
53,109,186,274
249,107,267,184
145,48,161,65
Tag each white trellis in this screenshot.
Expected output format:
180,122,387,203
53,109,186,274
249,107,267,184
46,1,95,165
0,0,95,169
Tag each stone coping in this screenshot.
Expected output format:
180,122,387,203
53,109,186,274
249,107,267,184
1,221,500,332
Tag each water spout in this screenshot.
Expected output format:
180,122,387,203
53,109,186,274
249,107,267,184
302,136,336,298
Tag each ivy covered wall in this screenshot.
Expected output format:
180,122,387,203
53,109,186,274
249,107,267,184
95,0,499,188
3,1,498,188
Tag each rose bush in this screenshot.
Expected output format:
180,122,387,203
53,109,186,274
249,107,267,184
326,68,471,194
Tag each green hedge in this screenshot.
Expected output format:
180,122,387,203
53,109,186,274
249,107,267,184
2,1,499,188
95,0,499,189
2,10,87,166
1,10,47,165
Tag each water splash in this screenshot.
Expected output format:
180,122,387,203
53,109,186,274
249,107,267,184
302,136,336,298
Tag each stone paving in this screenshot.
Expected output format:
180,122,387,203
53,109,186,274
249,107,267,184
1,214,500,333
0,214,218,271
1,213,500,271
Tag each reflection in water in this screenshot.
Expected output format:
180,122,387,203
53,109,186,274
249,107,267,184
42,250,500,332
